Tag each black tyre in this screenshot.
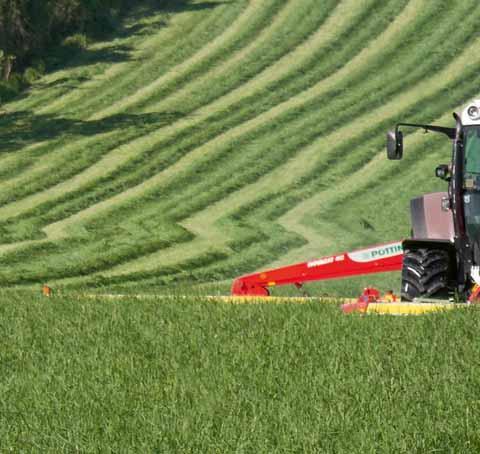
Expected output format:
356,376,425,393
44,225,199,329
401,248,450,301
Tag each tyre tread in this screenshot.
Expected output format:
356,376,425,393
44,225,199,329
401,248,449,301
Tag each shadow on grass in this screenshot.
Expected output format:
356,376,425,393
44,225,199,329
54,1,230,66
125,0,231,33
46,0,231,70
155,1,232,13
35,76,91,90
46,43,136,73
7,0,230,103
0,110,186,152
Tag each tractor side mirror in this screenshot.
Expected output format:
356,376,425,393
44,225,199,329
386,130,403,160
435,164,451,181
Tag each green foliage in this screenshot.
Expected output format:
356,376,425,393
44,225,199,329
0,0,136,89
62,33,88,51
22,67,41,84
0,73,23,102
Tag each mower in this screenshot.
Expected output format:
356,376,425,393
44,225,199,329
231,99,480,309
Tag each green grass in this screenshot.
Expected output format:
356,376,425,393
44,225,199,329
1,292,479,452
0,0,479,292
3,3,480,450
0,0,335,208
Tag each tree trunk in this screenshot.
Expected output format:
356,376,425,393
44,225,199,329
3,57,12,81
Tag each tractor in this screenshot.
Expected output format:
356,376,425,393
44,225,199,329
388,99,480,301
231,100,480,303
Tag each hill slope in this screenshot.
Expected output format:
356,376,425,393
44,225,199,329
0,0,478,293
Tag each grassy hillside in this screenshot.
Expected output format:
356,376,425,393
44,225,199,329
0,0,478,294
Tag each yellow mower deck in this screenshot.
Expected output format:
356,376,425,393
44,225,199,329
208,295,471,315
74,293,473,315
366,302,463,315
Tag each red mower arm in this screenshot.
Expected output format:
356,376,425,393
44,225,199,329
231,241,404,296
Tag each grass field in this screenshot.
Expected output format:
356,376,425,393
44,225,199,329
0,293,479,452
1,0,479,293
2,2,480,450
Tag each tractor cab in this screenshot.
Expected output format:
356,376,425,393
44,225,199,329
463,127,480,235
461,103,480,265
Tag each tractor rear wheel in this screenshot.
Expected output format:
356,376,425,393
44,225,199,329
401,248,450,301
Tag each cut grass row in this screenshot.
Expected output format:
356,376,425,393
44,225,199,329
5,3,203,113
0,0,323,209
0,0,410,252
0,0,480,288
0,0,472,284
36,0,246,117
71,33,480,287
0,4,224,181
0,0,246,176
0,0,403,227
0,0,338,204
0,0,249,166
1,88,476,288
53,4,480,258
89,0,288,120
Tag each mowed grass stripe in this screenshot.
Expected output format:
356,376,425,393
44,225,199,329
0,0,294,201
271,129,457,268
7,8,180,113
152,0,470,227
0,3,225,180
0,0,452,258
57,0,279,120
89,0,285,121
36,0,245,117
132,0,438,218
0,1,480,284
0,0,336,198
34,0,401,237
102,126,454,285
0,0,362,220
0,0,335,212
95,32,480,278
55,0,436,241
61,66,480,278
19,39,480,286
119,0,311,117
272,140,449,268
82,0,414,222
0,103,476,286
252,94,478,270
47,0,404,222
0,1,244,179
114,0,336,116
0,1,263,208
0,0,452,254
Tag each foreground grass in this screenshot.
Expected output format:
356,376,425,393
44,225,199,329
1,292,479,452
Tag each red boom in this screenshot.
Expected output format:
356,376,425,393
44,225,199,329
231,241,404,296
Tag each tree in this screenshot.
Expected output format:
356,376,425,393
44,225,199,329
0,0,133,82
2,54,15,80
0,0,29,79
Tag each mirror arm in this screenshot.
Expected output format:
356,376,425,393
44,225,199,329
395,123,456,140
